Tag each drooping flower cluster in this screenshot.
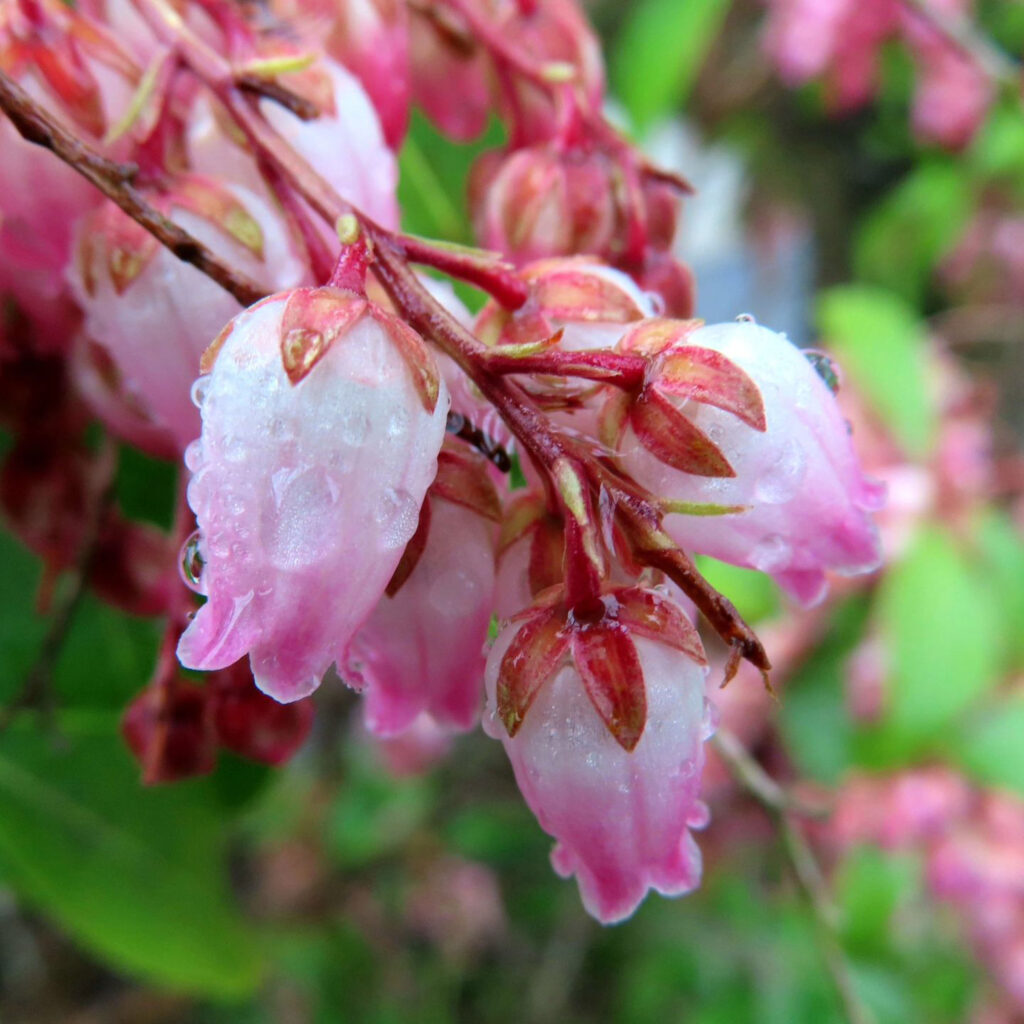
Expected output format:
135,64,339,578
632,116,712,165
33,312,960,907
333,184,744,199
0,0,884,923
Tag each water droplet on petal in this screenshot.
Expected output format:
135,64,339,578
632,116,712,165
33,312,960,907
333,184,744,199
804,350,841,394
645,290,666,315
749,534,792,573
735,313,756,324
282,327,325,378
184,439,204,472
754,438,807,505
179,530,206,593
340,407,370,446
190,375,211,409
375,488,420,550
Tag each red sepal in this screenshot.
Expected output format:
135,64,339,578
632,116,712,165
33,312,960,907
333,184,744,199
657,346,766,431
571,623,646,751
528,264,647,323
597,389,630,450
630,390,734,478
497,606,571,736
613,587,707,666
431,447,502,522
529,515,565,598
385,495,432,596
27,36,104,137
618,317,703,357
165,175,266,260
498,493,546,555
78,205,159,296
372,308,441,413
279,287,367,385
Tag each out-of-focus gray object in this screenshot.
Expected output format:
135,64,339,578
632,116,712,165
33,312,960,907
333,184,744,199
646,121,815,348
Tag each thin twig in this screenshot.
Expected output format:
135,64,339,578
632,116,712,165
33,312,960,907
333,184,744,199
0,69,266,307
712,728,876,1024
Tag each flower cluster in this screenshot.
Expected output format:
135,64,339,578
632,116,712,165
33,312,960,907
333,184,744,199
0,0,882,922
831,770,1024,1018
763,0,995,149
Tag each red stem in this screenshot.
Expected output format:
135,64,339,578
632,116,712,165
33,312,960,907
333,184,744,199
483,347,647,388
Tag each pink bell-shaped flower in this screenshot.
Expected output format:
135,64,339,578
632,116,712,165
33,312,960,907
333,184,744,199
178,286,449,702
68,182,308,452
618,319,884,604
187,57,399,231
348,446,500,736
484,587,712,923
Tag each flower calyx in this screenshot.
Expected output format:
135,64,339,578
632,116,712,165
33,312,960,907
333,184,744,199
496,585,707,752
602,317,769,478
204,285,441,412
386,444,502,597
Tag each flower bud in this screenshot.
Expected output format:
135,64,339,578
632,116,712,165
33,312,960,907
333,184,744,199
620,319,883,604
69,183,307,452
472,146,617,265
484,588,712,922
271,0,411,147
188,58,399,231
348,447,500,736
178,287,449,702
211,662,314,764
408,3,492,140
122,678,217,784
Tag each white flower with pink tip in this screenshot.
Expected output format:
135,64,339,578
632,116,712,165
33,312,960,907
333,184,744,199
178,285,449,702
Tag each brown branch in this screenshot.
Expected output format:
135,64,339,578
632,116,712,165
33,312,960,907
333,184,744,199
712,729,877,1024
0,69,266,308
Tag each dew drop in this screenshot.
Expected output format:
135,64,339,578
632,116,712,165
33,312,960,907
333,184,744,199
179,530,206,593
190,374,211,409
340,406,370,446
645,290,666,315
749,534,792,573
804,349,841,394
375,488,420,550
266,466,342,568
700,697,720,742
734,313,756,324
282,327,324,377
184,439,204,472
753,438,807,505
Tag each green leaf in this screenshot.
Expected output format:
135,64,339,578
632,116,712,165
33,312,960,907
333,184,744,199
397,110,505,243
974,509,1024,672
836,847,919,956
116,444,178,529
951,696,1024,796
858,526,1002,764
779,597,869,784
0,730,264,998
695,556,781,624
0,528,49,704
611,0,731,131
852,162,972,304
328,743,435,868
815,285,937,458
